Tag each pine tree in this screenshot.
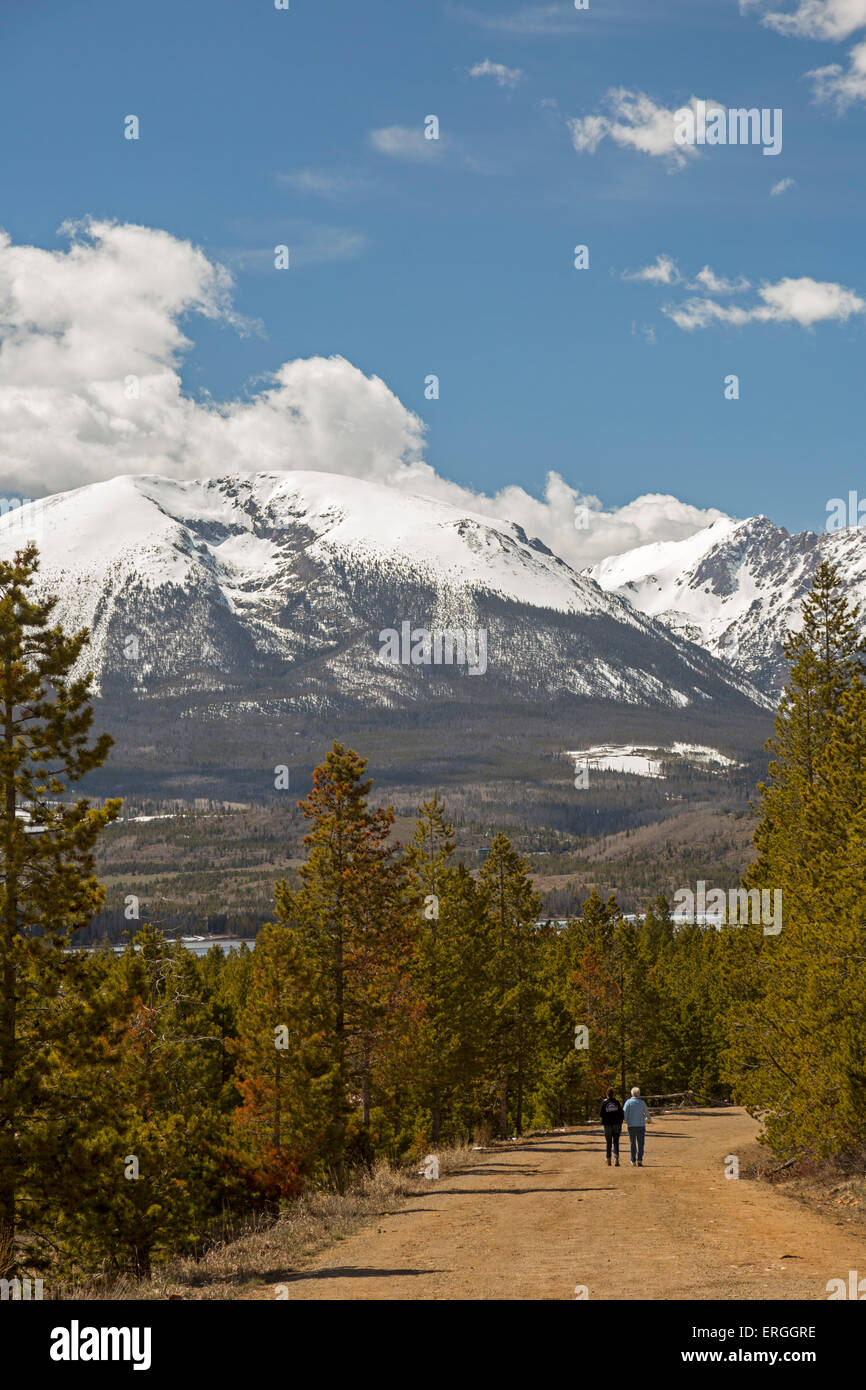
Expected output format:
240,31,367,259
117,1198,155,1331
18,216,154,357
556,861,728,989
232,922,337,1199
572,944,620,1111
558,893,624,1111
658,923,729,1097
521,921,578,1131
628,897,676,1094
725,565,866,1157
746,560,863,909
404,854,497,1146
405,793,456,1143
479,834,544,1137
48,928,232,1278
0,545,120,1264
274,743,415,1177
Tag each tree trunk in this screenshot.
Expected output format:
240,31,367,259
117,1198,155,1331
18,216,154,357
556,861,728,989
332,861,346,1188
620,958,626,1100
0,938,15,1254
273,1052,281,1150
362,1059,371,1130
0,684,18,1254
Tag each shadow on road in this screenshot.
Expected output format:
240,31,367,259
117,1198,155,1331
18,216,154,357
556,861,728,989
428,1185,618,1196
486,1143,599,1158
438,1164,540,1179
633,1130,690,1139
283,1265,445,1283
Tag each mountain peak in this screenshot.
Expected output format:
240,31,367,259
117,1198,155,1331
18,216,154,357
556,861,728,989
590,511,866,694
0,469,765,714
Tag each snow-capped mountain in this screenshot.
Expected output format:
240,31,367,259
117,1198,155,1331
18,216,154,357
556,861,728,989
0,471,764,715
589,514,866,695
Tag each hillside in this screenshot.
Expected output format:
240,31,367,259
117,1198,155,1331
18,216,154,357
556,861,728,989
589,514,866,695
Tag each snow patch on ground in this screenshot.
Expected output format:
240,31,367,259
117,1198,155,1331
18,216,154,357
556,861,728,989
565,742,742,779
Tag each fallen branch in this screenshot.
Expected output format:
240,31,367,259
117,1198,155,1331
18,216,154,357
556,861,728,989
767,1157,797,1176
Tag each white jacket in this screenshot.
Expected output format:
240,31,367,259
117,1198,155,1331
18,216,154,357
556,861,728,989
623,1097,650,1127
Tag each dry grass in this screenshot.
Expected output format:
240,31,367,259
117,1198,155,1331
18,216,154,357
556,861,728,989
779,1171,866,1225
740,1144,866,1234
62,1143,488,1301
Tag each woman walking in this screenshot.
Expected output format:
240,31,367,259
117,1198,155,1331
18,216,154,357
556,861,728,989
599,1087,624,1167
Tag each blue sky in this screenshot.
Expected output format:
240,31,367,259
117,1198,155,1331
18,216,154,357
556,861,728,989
1,0,865,545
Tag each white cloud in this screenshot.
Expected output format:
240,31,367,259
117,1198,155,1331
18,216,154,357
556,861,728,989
0,220,422,499
569,91,708,168
664,275,866,329
770,176,797,194
422,480,727,569
740,0,866,40
691,266,751,294
621,255,682,285
809,38,866,104
569,113,608,154
0,219,730,568
274,169,377,200
468,58,524,88
621,260,750,296
741,5,866,109
369,126,443,160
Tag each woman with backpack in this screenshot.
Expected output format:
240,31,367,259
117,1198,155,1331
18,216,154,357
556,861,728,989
599,1087,624,1166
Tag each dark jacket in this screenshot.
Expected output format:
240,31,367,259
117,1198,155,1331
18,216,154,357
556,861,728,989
600,1097,624,1127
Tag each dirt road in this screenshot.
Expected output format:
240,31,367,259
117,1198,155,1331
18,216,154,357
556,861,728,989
264,1108,866,1300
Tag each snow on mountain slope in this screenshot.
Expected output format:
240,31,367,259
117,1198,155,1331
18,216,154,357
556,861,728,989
590,517,741,608
588,514,866,694
0,470,765,712
9,469,619,614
